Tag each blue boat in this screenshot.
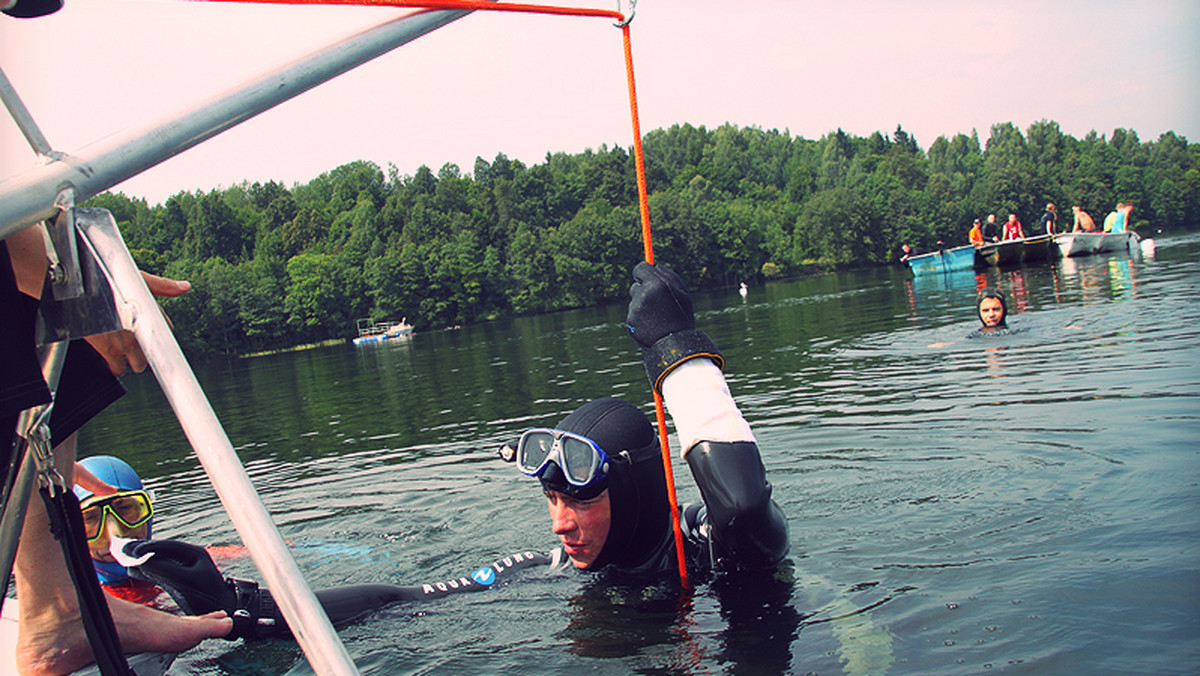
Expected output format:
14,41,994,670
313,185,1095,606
905,244,981,275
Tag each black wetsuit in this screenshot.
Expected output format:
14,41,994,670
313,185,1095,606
128,437,788,640
595,440,789,579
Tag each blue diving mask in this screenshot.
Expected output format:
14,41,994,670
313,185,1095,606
515,428,613,489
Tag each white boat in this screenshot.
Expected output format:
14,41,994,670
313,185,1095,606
1055,231,1140,258
353,318,414,345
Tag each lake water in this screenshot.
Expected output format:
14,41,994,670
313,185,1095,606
79,232,1200,675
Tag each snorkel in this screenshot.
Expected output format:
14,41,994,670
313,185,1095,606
73,455,152,584
976,287,1008,328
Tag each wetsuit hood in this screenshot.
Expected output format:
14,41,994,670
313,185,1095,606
73,455,150,584
545,398,671,572
976,287,1008,328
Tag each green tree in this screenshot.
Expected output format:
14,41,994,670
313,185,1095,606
284,252,367,341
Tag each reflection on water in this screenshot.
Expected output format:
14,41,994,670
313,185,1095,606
77,233,1200,675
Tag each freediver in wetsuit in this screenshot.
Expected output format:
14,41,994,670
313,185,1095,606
112,261,790,640
505,260,789,577
967,286,1024,339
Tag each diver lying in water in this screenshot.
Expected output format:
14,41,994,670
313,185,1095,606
103,261,790,641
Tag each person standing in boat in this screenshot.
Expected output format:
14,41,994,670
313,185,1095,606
1040,203,1058,235
1072,206,1098,232
1003,213,1025,240
982,214,1001,243
968,219,984,246
3,227,231,676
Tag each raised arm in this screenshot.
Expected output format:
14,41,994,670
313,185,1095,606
626,262,788,571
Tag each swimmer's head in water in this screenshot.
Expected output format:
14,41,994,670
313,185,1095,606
517,398,670,571
977,287,1008,328
73,455,152,583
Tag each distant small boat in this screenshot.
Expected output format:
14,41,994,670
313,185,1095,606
977,239,1022,267
1018,233,1057,263
976,234,1059,268
353,318,414,345
1054,231,1140,258
905,244,981,275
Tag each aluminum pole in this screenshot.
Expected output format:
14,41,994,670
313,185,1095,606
74,208,359,675
0,5,475,240
0,66,55,158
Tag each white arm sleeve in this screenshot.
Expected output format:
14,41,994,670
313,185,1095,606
660,359,754,458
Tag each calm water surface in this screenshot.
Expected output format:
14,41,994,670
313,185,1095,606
80,233,1200,675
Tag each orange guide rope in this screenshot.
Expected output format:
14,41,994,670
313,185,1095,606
190,0,689,588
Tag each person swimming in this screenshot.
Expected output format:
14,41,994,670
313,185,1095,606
963,286,1028,340
72,455,161,603
107,262,789,640
504,261,788,578
976,287,1008,329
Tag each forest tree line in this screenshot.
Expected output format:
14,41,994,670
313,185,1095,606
84,119,1200,357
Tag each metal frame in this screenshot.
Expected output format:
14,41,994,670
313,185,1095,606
1,5,475,240
1,5,485,674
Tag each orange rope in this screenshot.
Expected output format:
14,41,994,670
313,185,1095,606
620,23,690,589
190,0,690,589
188,0,623,21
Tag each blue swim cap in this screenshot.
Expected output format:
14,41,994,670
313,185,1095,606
74,456,151,584
74,455,144,500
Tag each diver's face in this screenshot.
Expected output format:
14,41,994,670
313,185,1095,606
546,488,611,569
88,518,149,563
979,297,1005,327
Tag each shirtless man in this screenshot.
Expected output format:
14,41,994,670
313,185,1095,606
1072,206,1097,232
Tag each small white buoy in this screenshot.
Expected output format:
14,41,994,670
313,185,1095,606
1140,238,1156,257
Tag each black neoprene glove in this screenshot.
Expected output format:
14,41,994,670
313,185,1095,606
627,261,723,393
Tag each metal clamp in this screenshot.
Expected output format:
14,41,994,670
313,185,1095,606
615,0,636,27
23,407,65,497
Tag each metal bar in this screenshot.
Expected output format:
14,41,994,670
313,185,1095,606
71,209,358,675
0,5,476,240
0,65,55,158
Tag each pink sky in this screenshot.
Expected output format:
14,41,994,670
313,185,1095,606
3,0,1198,204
